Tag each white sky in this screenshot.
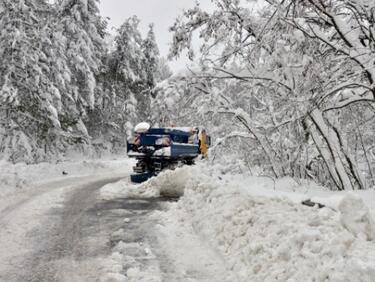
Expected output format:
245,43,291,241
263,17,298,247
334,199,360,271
98,0,215,72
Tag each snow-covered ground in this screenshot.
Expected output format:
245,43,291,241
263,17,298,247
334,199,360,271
1,158,375,281
0,157,134,281
0,156,133,212
101,161,375,282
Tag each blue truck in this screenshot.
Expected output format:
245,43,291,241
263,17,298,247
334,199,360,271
127,123,211,183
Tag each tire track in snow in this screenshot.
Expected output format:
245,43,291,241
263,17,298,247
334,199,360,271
0,175,126,282
1,174,234,282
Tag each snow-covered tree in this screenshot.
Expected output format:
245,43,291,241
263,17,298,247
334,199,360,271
109,16,146,85
0,0,64,162
98,16,146,139
142,24,160,89
50,0,108,155
168,0,375,190
0,1,169,162
155,57,173,83
93,17,166,150
57,0,106,111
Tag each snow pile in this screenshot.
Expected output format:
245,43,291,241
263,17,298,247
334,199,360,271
99,165,207,200
99,178,160,200
141,166,207,197
140,160,251,198
149,164,375,282
151,208,237,281
97,161,375,281
338,193,375,241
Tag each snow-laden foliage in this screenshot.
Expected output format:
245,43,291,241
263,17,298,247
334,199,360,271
0,3,168,162
0,0,65,162
165,0,375,190
95,17,170,148
143,24,160,89
57,0,106,110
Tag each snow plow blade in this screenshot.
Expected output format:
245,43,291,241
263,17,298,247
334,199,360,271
130,172,155,183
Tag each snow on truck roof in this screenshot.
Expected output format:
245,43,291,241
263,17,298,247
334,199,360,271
164,127,193,133
134,122,151,133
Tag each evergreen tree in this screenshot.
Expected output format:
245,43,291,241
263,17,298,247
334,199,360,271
104,16,148,126
110,16,146,86
57,0,106,111
142,24,160,89
0,0,62,162
0,2,164,161
54,0,108,149
90,16,147,151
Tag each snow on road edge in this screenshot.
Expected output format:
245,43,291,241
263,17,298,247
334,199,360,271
0,157,134,212
101,163,375,282
0,159,134,281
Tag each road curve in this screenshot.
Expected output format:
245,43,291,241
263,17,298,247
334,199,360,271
0,175,126,282
0,173,232,282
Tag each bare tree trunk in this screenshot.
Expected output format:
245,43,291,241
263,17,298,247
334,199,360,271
307,109,364,190
235,115,283,178
306,116,344,190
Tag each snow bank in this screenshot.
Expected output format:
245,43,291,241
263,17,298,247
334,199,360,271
338,193,375,241
147,163,375,281
98,161,375,281
99,165,208,200
142,166,208,197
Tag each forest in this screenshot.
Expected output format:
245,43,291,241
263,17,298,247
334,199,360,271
162,0,375,191
1,0,374,191
0,0,171,163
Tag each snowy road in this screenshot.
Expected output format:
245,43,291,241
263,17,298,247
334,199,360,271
1,161,375,281
0,173,230,282
0,175,126,281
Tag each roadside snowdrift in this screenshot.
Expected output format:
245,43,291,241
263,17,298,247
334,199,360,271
100,165,194,200
103,163,375,281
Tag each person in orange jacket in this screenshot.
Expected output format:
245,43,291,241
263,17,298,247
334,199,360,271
199,129,209,158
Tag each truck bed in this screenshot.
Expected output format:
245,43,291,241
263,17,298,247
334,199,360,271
153,143,199,158
128,143,199,159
